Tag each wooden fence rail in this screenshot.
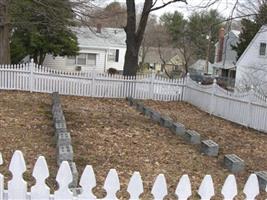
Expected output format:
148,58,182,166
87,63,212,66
0,151,263,200
0,61,267,133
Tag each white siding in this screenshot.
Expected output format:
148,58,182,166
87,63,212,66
42,47,121,73
235,26,267,94
223,32,239,63
43,55,66,70
106,47,126,71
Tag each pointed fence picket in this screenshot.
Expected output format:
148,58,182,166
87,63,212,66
0,151,263,200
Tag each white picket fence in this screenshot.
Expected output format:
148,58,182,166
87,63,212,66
0,150,263,200
1,61,267,133
0,61,184,101
184,76,267,133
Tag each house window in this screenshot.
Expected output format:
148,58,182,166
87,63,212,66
87,54,96,66
259,43,266,56
108,49,119,62
66,53,97,66
77,54,87,65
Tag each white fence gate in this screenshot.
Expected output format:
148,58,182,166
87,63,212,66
1,61,267,133
0,61,184,101
0,150,263,200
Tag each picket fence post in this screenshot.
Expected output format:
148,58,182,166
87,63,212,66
247,86,254,128
91,67,96,97
209,79,217,115
182,73,190,102
149,71,156,100
29,59,34,93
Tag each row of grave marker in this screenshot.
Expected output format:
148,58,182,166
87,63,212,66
51,92,79,188
126,97,267,190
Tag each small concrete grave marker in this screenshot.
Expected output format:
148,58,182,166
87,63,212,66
69,162,79,188
201,140,219,156
136,103,145,113
144,107,153,117
159,116,173,128
57,145,74,165
150,111,161,123
171,122,185,136
57,132,72,147
184,130,201,144
55,122,67,130
224,154,245,173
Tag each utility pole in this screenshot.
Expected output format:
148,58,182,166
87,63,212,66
0,0,11,64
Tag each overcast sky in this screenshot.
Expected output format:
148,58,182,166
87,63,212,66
103,0,238,18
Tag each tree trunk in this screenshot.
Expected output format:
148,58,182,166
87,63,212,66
123,44,139,76
123,0,153,76
0,0,11,64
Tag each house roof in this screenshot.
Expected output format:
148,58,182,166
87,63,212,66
212,61,236,70
231,30,241,38
189,59,211,70
189,59,213,74
236,25,267,66
73,26,126,49
142,47,183,65
215,30,240,46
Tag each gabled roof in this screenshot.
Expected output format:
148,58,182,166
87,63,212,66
231,30,241,38
73,26,126,49
189,59,211,69
215,30,240,46
189,59,213,74
236,25,267,66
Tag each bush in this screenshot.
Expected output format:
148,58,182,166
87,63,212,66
107,68,118,75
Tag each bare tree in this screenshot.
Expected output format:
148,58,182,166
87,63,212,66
236,64,267,97
139,15,172,69
123,0,187,76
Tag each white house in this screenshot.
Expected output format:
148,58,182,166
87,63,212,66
42,26,126,72
235,25,267,94
212,28,240,79
188,59,212,75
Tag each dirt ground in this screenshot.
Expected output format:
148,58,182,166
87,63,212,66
62,96,267,199
1,91,266,199
0,91,57,189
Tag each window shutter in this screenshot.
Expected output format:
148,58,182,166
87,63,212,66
115,49,119,62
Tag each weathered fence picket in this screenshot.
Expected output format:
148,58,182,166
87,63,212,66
0,151,264,199
0,61,267,133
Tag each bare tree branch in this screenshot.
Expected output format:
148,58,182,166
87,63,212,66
150,0,187,12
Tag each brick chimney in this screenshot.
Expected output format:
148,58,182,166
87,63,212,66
216,27,225,62
96,24,102,33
